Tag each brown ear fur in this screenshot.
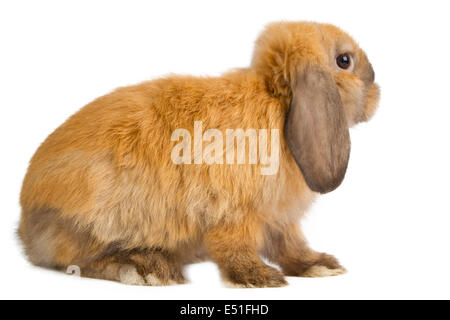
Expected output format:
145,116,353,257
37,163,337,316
284,65,350,194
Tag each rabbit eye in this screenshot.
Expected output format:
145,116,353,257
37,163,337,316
336,53,352,70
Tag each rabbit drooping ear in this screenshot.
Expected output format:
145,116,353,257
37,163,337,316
284,66,351,194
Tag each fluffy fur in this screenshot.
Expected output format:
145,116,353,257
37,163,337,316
18,21,379,287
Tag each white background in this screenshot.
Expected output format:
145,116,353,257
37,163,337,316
1,0,449,300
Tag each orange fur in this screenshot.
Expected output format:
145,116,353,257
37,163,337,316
18,21,379,287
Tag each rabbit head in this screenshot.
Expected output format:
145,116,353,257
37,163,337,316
251,22,380,194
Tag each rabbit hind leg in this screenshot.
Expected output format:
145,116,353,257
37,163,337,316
81,248,186,286
19,208,185,286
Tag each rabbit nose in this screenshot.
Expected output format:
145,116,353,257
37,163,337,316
367,64,375,84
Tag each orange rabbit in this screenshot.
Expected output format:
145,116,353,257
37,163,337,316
19,21,379,287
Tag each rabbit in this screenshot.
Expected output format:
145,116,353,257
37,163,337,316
18,21,380,288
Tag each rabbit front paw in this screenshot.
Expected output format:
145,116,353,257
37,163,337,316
283,253,346,278
224,264,288,288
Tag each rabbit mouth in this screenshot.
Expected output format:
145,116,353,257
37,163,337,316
361,83,380,122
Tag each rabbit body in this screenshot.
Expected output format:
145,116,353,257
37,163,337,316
19,22,379,287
